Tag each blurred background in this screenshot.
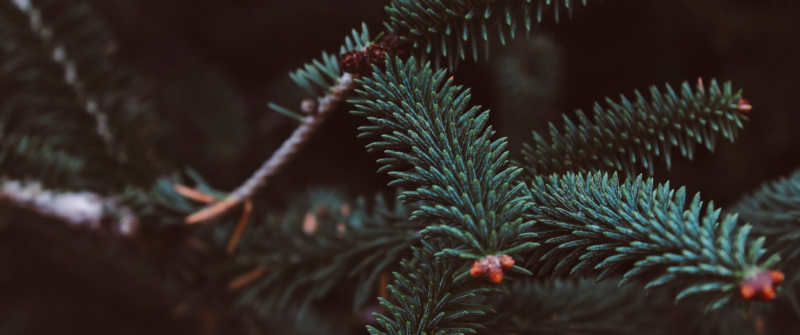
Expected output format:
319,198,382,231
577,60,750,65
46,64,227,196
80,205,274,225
1,0,799,334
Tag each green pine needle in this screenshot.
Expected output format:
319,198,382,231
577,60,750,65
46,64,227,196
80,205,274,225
523,172,780,311
351,57,536,259
384,0,591,69
519,79,749,179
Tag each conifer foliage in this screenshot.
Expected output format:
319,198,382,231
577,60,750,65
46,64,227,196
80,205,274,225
2,0,799,334
384,0,590,68
352,58,537,264
353,57,782,333
524,172,779,311
519,80,749,178
731,168,800,313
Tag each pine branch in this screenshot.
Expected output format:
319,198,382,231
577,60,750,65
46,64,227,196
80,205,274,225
223,190,422,315
187,24,376,224
484,278,762,335
519,79,749,179
732,168,800,266
0,179,138,236
483,279,677,335
730,168,800,315
384,0,592,69
185,73,356,224
523,172,782,311
367,239,501,335
9,0,115,148
0,134,86,186
0,0,111,187
352,57,547,334
11,0,165,180
352,57,537,262
279,23,373,103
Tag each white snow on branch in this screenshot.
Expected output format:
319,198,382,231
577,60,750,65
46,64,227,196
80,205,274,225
0,179,138,236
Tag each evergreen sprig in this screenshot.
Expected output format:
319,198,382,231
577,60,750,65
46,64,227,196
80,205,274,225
522,172,780,311
730,168,800,314
368,239,500,335
351,57,537,262
31,0,166,182
732,168,800,266
226,190,422,315
269,23,372,117
520,80,748,179
483,279,676,335
1,0,167,189
384,0,590,69
0,0,109,188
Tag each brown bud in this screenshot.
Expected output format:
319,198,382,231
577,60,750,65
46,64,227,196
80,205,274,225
366,45,387,64
499,255,515,269
488,267,504,283
738,98,752,112
470,260,487,277
340,50,367,74
470,254,512,283
740,269,783,301
380,33,409,59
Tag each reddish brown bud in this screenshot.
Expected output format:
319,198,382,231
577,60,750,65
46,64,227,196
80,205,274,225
488,267,504,284
740,269,784,301
366,45,387,68
771,270,785,285
738,98,752,112
470,261,487,277
341,50,367,74
470,254,512,283
380,33,409,59
499,255,515,269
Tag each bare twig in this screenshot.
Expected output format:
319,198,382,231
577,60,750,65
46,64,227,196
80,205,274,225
226,199,253,254
185,73,356,224
227,265,267,291
0,179,138,236
173,184,217,204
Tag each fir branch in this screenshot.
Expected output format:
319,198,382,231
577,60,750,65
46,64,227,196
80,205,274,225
185,73,356,224
0,0,111,187
523,172,781,311
520,79,749,179
280,23,373,103
483,279,677,335
731,168,800,266
367,239,501,335
225,190,421,315
730,168,800,314
0,179,138,236
188,24,375,224
28,0,169,183
10,0,116,151
0,134,86,186
383,0,591,69
352,57,537,262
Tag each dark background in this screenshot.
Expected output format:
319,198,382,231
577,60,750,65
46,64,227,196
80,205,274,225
92,0,800,208
2,0,800,334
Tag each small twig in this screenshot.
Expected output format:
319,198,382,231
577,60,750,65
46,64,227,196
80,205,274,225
173,184,217,204
227,265,267,291
185,73,356,224
226,199,253,254
0,179,138,236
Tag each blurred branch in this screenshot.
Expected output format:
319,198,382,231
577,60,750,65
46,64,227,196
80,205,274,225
10,0,119,158
185,73,356,224
0,179,138,236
